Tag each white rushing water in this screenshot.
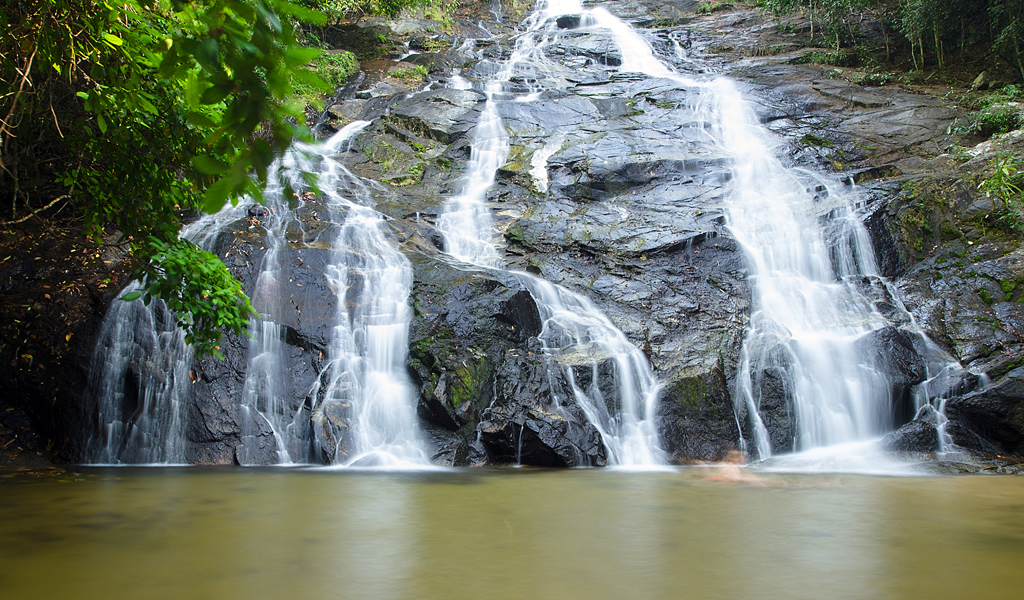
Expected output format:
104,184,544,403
582,2,961,464
86,204,248,464
437,0,666,467
312,124,432,469
90,122,431,468
436,83,508,268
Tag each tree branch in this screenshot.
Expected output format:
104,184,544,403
0,194,70,226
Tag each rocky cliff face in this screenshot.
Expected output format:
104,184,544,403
3,0,1023,469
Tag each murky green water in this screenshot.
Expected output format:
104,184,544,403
1,467,1022,599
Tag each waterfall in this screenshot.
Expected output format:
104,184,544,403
89,122,430,467
705,79,893,456
84,0,965,468
437,0,666,467
311,126,431,468
584,2,960,459
85,203,248,464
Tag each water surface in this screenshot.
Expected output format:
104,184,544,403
1,468,1021,599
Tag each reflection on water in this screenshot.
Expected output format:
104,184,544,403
1,468,1022,599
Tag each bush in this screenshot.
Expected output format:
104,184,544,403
950,105,1023,137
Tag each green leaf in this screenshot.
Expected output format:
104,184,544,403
102,33,124,47
96,113,108,134
120,291,143,302
274,0,327,25
200,83,233,105
201,178,233,213
283,46,322,67
253,1,283,33
192,155,230,174
138,96,159,114
185,111,218,128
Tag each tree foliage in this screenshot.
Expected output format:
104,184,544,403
756,0,1024,78
0,0,332,357
298,0,439,24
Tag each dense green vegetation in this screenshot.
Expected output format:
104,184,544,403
0,0,433,357
756,0,1024,78
0,0,337,356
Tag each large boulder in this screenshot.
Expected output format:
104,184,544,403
945,366,1024,455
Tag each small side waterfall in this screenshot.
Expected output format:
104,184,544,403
237,140,330,465
524,279,663,466
436,0,666,467
85,204,248,464
89,122,430,467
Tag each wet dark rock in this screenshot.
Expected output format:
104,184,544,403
400,229,608,466
657,358,742,463
863,205,905,278
857,326,928,425
402,52,451,75
422,423,470,466
945,366,1024,455
881,404,941,452
388,88,484,144
479,343,607,467
556,15,581,29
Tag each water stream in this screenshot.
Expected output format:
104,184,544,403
313,125,431,468
436,0,666,467
577,2,961,462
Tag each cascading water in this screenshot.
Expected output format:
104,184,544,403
310,126,431,468
89,121,430,467
582,2,960,461
436,0,666,467
86,203,247,464
436,83,508,268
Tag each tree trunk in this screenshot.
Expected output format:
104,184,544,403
881,17,890,64
1015,23,1024,83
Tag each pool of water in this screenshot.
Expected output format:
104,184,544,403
1,467,1022,599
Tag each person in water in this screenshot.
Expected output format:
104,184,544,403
708,449,764,485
